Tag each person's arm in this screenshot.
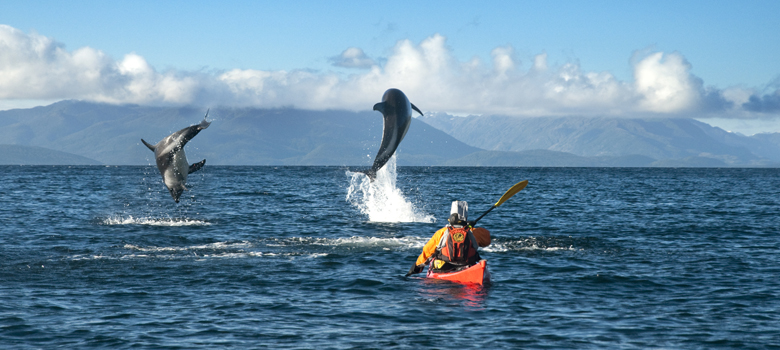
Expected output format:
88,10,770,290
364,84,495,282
406,227,446,276
415,227,446,266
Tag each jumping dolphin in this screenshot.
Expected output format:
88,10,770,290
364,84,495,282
141,109,211,203
360,89,423,180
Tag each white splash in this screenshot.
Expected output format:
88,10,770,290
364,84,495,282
300,236,426,249
102,215,210,226
346,156,435,223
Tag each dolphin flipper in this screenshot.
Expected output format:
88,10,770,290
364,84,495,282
411,103,423,116
188,159,206,174
141,139,156,151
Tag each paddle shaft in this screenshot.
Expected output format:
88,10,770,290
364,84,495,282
470,180,528,225
471,205,496,225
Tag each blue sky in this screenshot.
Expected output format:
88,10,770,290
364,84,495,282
1,0,779,134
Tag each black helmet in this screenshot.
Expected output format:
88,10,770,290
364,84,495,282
448,201,468,226
448,213,462,225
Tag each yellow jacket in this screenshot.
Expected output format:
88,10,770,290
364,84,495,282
415,226,491,266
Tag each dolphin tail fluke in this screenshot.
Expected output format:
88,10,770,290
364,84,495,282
141,139,156,151
358,169,377,182
188,159,206,174
411,103,423,116
198,109,211,130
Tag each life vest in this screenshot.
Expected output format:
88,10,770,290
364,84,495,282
435,226,480,266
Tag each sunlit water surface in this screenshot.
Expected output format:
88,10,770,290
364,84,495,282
1,165,779,349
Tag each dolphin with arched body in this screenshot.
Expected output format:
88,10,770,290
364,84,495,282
141,109,211,203
360,88,423,180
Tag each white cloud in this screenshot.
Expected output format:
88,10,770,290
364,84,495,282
491,46,515,79
0,24,774,118
633,52,701,113
721,87,753,107
329,47,376,69
533,52,548,71
0,25,111,99
0,25,206,105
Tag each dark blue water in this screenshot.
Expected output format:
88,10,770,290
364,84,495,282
1,165,779,349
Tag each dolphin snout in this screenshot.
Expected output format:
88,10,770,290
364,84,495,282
169,188,184,203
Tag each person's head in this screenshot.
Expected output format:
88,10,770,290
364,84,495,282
448,201,468,226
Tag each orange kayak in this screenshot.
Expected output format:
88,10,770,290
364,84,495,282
426,260,490,285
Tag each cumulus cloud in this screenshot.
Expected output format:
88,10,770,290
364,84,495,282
0,25,111,99
0,25,205,105
329,47,376,69
742,89,780,113
633,52,701,113
700,88,734,112
0,24,772,118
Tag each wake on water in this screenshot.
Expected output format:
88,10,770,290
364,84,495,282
102,215,210,226
346,156,434,223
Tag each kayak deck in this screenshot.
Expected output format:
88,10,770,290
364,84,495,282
426,260,490,285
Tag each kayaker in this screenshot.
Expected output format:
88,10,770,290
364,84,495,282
407,201,491,276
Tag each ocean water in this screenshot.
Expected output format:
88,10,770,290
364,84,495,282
1,162,779,349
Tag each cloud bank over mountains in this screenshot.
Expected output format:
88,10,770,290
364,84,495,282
0,24,776,119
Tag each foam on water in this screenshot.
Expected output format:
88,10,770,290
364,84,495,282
345,156,434,223
67,240,328,261
284,236,425,249
123,241,251,252
484,237,585,253
68,251,324,261
102,215,210,226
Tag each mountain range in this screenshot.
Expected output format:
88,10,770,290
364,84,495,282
0,100,778,167
419,113,780,167
0,144,101,165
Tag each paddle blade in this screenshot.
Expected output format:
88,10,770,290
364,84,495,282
494,180,528,207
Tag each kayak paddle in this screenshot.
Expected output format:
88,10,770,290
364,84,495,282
470,180,528,225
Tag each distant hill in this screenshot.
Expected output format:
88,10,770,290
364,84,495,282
0,101,483,166
1,101,778,167
442,149,658,167
419,113,780,167
0,144,101,165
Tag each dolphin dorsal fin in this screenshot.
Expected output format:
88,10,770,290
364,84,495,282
411,103,423,116
373,102,385,114
141,139,156,151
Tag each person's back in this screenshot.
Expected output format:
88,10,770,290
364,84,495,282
430,219,481,272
